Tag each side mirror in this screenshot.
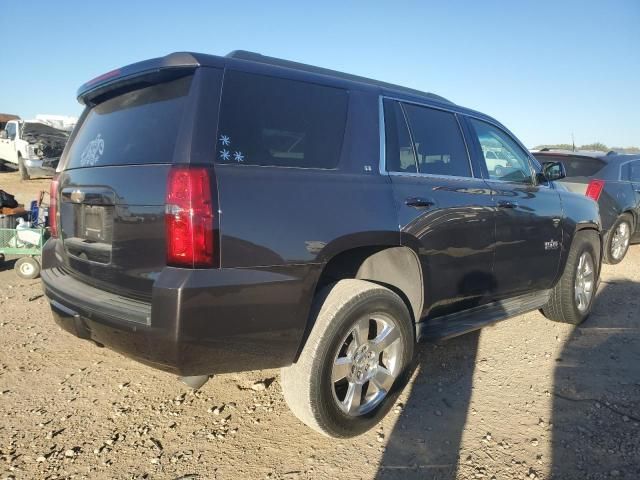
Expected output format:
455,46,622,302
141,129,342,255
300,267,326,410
541,161,566,182
0,131,7,139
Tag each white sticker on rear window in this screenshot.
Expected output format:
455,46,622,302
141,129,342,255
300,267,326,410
80,133,105,166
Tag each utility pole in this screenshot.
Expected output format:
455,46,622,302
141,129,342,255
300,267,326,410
571,132,576,152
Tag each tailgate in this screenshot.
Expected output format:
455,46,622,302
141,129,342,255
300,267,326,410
56,74,194,300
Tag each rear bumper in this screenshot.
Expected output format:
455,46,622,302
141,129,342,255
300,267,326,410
41,239,318,376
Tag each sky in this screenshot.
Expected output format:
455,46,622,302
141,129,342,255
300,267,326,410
1,0,638,148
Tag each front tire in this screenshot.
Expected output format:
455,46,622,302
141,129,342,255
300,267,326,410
18,155,30,181
603,214,633,264
281,279,414,438
541,231,600,325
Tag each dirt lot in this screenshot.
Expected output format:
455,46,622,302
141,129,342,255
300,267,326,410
0,170,52,212
0,171,638,479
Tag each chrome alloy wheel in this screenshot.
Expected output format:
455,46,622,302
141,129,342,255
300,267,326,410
610,221,631,260
574,252,595,313
331,314,403,416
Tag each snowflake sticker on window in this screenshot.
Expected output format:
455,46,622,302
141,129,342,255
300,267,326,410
219,135,231,146
233,151,245,163
219,149,230,161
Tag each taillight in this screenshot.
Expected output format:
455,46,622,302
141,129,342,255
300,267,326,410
49,175,59,237
165,167,216,268
585,179,605,201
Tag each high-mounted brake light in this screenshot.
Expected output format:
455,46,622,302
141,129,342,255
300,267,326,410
85,68,121,87
48,175,59,237
585,179,605,202
165,167,216,268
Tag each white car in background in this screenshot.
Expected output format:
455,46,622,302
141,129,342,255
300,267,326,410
0,120,68,180
483,150,511,177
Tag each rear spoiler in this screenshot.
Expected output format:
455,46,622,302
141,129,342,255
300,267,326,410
77,52,202,106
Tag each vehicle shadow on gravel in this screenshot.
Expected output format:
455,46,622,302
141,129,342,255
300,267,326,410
0,258,16,272
551,280,640,479
375,330,480,479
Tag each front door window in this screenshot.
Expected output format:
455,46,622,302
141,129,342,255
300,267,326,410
469,118,533,183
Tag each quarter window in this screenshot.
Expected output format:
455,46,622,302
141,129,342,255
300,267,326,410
217,71,348,169
469,118,533,183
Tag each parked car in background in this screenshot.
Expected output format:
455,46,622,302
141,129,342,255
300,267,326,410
483,149,510,176
43,51,602,438
0,120,68,179
532,149,640,264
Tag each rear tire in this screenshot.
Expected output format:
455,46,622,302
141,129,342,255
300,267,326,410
280,279,414,438
603,214,633,264
15,257,40,279
541,231,600,325
18,155,30,181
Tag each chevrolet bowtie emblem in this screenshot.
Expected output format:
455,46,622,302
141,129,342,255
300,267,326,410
70,190,85,203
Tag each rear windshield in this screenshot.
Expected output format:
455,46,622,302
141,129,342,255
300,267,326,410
64,76,192,169
534,154,605,177
216,70,348,169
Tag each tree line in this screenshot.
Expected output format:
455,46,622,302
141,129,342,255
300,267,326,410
533,143,640,154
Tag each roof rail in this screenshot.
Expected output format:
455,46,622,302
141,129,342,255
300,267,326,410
226,50,453,105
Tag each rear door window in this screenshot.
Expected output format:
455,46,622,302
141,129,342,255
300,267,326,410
384,100,471,177
383,100,416,173
216,71,348,169
65,76,192,169
402,103,471,177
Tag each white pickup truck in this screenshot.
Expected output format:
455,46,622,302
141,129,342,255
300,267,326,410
0,120,68,180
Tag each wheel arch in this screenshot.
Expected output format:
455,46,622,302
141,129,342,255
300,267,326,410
314,245,423,323
555,223,602,287
620,209,637,230
294,245,423,361
572,225,603,273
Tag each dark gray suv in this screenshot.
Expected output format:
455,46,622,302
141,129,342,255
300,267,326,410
533,149,640,264
42,51,601,437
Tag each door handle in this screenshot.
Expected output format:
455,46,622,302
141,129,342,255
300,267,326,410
497,200,518,209
405,197,435,209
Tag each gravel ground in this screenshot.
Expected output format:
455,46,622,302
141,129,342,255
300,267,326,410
1,171,639,479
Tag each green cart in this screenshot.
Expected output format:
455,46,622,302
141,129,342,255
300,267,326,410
0,227,48,279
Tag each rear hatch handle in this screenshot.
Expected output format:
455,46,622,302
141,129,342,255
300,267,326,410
61,187,116,206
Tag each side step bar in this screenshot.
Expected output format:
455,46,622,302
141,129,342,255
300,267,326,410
416,289,551,342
